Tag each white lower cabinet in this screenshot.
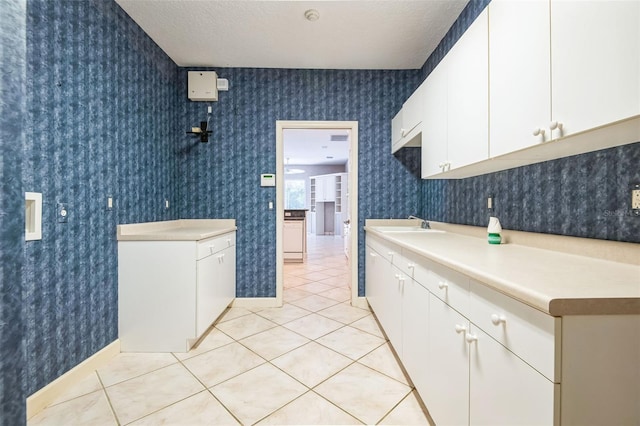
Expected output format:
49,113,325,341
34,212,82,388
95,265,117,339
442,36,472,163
196,244,235,337
366,234,557,425
366,232,640,425
365,243,387,324
469,324,556,426
401,277,430,398
119,231,236,352
427,295,470,426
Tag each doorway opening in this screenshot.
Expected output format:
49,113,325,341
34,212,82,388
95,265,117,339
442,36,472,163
275,121,360,307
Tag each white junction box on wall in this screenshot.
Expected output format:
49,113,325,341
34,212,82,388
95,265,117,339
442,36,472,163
188,71,218,101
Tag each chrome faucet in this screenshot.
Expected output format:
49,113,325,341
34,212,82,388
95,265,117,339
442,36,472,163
408,215,430,229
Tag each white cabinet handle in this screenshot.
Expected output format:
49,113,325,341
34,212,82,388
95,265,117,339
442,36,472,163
388,251,394,257
209,244,215,253
455,324,467,334
438,162,451,172
401,128,407,137
550,121,564,138
532,128,545,137
549,121,563,130
394,274,405,281
438,281,448,290
465,332,478,343
369,252,378,258
491,314,507,325
226,238,231,245
407,263,415,269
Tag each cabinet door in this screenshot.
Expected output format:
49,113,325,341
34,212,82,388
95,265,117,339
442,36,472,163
196,254,219,337
366,245,386,317
385,265,405,357
427,296,470,426
391,109,404,151
551,0,640,137
469,325,556,425
489,0,551,157
402,83,425,137
315,177,325,202
323,175,336,202
216,246,236,313
196,246,236,337
447,8,489,170
401,279,430,399
421,59,449,177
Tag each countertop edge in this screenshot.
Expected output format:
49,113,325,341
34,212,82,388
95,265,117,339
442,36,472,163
117,219,237,241
364,226,640,316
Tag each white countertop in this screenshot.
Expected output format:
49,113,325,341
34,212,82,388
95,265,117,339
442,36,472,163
365,224,640,316
117,219,236,241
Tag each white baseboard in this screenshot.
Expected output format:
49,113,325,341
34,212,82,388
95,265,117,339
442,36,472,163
231,297,281,309
26,340,120,420
352,296,369,310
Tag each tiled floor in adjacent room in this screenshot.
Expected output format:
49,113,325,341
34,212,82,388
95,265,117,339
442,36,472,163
29,235,430,425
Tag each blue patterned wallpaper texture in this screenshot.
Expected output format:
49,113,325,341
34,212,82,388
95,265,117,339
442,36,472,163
421,143,640,243
418,0,491,84
1,0,27,423
176,68,422,298
23,0,180,395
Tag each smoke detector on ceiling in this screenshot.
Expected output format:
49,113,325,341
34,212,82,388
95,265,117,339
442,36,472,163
304,9,320,22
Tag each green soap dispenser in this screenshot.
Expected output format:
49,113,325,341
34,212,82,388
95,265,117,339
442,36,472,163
487,216,502,244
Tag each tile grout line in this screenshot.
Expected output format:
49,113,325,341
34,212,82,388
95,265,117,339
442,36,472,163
168,352,245,426
95,369,122,426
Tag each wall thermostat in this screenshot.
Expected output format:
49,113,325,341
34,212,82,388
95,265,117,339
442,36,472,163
261,174,276,187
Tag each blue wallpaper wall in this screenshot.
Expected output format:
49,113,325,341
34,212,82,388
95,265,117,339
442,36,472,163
23,0,180,396
421,143,640,243
1,0,27,423
177,68,421,298
414,0,640,243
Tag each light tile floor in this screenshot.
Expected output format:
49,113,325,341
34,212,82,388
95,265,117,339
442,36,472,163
28,235,430,425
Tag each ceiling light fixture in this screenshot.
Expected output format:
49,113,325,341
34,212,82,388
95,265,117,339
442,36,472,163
285,157,305,175
304,9,320,22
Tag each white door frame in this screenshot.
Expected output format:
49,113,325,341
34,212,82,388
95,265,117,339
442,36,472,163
276,120,363,308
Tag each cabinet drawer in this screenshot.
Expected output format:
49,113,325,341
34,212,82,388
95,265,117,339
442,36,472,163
197,232,236,260
469,280,559,382
426,259,470,317
400,249,430,289
366,235,402,265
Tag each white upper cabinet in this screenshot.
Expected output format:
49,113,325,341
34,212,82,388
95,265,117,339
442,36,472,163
402,83,425,137
391,109,403,149
421,9,489,177
391,81,426,153
446,8,489,170
550,0,640,138
489,0,551,157
417,0,639,179
421,58,449,177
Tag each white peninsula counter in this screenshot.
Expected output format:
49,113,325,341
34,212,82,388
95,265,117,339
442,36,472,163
117,219,237,352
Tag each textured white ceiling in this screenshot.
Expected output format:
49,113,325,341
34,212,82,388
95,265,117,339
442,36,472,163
115,0,468,69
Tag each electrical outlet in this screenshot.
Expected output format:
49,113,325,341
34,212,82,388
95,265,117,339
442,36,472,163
632,184,640,216
487,195,494,210
164,199,170,210
107,196,113,211
58,203,68,223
